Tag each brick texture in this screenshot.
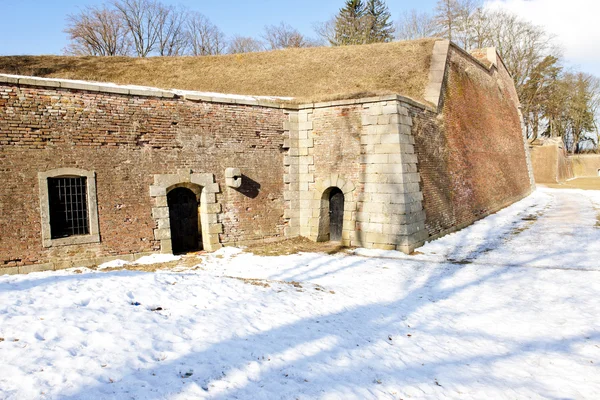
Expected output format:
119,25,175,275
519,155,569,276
0,84,287,267
413,48,533,238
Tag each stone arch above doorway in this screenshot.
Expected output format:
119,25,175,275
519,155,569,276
149,170,221,253
311,174,357,245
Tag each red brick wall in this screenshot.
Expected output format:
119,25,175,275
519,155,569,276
0,83,287,267
413,48,532,238
311,105,363,191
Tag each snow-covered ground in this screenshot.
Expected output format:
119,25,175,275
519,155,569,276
1,187,599,399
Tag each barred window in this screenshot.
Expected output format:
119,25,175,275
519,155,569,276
48,177,90,238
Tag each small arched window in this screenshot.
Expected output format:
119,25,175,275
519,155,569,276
39,168,100,247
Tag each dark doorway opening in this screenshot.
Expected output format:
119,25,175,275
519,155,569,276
167,187,202,254
329,188,344,241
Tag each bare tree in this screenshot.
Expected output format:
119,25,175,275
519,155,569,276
263,22,313,50
434,0,460,43
186,11,226,56
484,10,557,91
313,18,337,46
155,4,188,56
64,5,130,56
395,9,439,41
112,0,161,57
452,0,480,50
228,36,264,54
589,75,600,149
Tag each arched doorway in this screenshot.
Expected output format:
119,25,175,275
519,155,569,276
328,188,344,242
167,187,202,254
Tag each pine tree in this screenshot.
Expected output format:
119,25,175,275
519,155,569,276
365,0,395,43
333,0,366,46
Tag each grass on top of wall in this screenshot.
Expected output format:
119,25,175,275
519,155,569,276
0,39,435,104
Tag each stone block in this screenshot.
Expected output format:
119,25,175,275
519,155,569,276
225,167,240,178
340,180,355,193
298,121,313,130
373,144,401,154
152,207,169,219
19,263,54,274
299,191,315,200
365,232,395,245
362,202,384,214
160,239,173,254
203,192,217,204
149,185,166,197
298,156,314,165
382,104,401,115
20,77,60,88
298,112,309,122
299,174,314,183
284,227,300,237
360,154,388,164
203,213,218,224
204,183,220,193
284,209,299,219
154,228,171,240
157,218,170,229
376,124,402,135
400,116,413,127
0,75,19,84
361,115,379,126
288,113,299,123
0,266,19,275
360,135,381,145
379,134,401,144
208,224,224,234
205,242,223,252
356,212,369,222
154,196,168,207
298,130,309,139
368,105,384,116
202,203,221,214
299,138,314,148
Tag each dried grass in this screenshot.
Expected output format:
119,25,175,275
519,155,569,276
0,39,435,104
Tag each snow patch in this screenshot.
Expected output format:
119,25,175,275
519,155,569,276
133,254,181,265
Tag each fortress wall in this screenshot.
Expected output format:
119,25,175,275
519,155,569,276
0,81,287,272
413,45,534,239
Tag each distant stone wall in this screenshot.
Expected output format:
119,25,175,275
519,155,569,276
413,46,534,239
529,142,575,183
571,154,600,177
0,81,287,272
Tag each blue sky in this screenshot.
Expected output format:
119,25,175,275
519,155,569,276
0,0,437,55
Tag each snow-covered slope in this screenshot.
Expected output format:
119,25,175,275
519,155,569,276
0,187,599,399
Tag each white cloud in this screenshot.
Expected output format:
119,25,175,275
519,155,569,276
484,0,600,76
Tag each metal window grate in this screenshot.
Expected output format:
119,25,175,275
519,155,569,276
48,177,89,239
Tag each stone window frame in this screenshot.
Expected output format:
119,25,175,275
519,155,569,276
149,171,222,253
38,168,100,248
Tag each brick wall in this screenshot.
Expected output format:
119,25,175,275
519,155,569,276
413,48,533,238
0,83,287,268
